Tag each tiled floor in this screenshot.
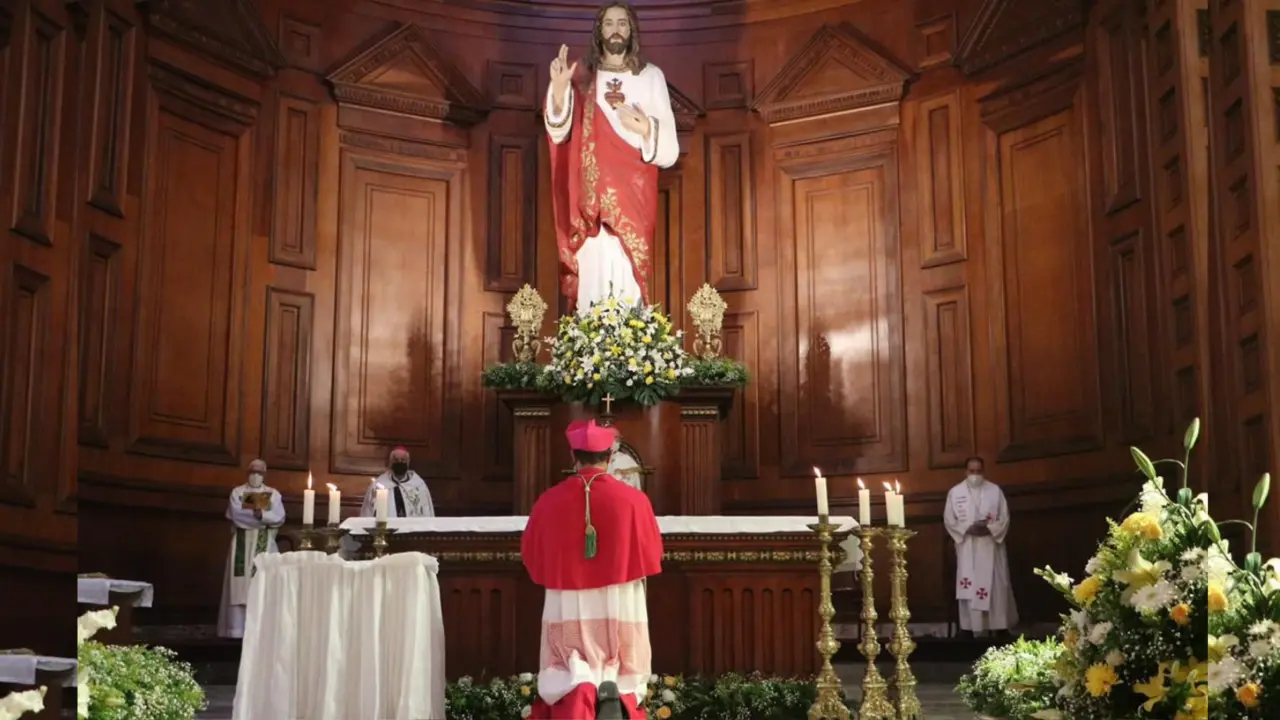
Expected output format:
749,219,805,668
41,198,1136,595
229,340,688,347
199,663,976,718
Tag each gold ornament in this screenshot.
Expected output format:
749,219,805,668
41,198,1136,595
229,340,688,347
507,284,548,363
807,516,852,720
687,283,727,360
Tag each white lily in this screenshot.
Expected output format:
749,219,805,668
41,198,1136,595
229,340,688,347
0,687,46,720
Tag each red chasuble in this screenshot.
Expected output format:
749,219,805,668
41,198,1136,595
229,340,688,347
522,467,663,590
547,77,659,312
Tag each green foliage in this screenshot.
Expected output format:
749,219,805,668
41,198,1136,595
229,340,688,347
78,641,206,720
955,636,1062,719
684,357,749,388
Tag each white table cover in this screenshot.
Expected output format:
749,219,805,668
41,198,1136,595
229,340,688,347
232,551,445,720
0,655,77,686
341,515,858,534
76,577,154,607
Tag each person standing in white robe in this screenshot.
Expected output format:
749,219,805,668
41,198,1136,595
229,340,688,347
360,446,436,518
217,459,285,638
943,456,1018,636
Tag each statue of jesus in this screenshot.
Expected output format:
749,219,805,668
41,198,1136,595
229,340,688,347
545,2,680,314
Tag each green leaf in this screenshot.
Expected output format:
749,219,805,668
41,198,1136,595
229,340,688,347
1130,446,1157,479
1176,487,1194,507
1253,472,1271,511
1183,417,1200,452
1245,552,1263,573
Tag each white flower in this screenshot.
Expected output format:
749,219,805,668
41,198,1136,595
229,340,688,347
661,689,676,703
1180,562,1204,584
1088,622,1112,645
1247,638,1276,659
1248,620,1277,637
521,705,532,718
77,667,90,719
1129,580,1176,612
1104,650,1125,667
1069,609,1090,633
1207,544,1233,584
77,607,119,646
457,676,473,687
1084,556,1103,575
1138,479,1168,512
0,687,46,720
649,674,659,684
517,672,534,683
1208,657,1245,692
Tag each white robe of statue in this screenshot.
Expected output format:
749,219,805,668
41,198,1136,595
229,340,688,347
545,64,680,311
943,476,1018,633
360,470,436,518
217,484,285,638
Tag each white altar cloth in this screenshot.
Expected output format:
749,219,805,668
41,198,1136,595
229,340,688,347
340,515,858,535
76,577,154,607
232,551,445,720
0,655,77,686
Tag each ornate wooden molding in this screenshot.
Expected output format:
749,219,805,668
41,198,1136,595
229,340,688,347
977,58,1083,134
327,23,489,127
954,0,1084,76
752,22,912,126
666,82,704,133
148,61,259,128
138,0,284,80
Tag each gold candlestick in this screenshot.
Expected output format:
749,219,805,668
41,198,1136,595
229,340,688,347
320,525,347,554
298,523,316,550
369,520,398,558
806,515,851,720
855,527,895,720
886,528,920,719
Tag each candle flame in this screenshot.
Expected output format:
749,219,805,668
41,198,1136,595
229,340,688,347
895,479,901,493
857,477,865,489
370,477,377,484
883,481,893,492
812,466,822,477
307,473,312,490
326,483,338,491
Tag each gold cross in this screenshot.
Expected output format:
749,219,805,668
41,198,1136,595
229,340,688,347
602,393,615,415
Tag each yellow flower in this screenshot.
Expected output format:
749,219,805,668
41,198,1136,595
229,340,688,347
645,376,654,385
563,374,572,383
1120,511,1164,539
1236,682,1261,708
1133,663,1171,711
1170,603,1191,626
1084,663,1118,697
1113,549,1171,602
643,362,653,373
1207,582,1228,613
666,369,676,380
663,676,677,688
1207,635,1237,663
592,373,601,381
520,685,531,696
642,335,652,343
1073,576,1102,605
656,707,672,719
1063,629,1079,650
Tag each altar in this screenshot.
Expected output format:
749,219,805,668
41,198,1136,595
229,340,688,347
341,516,856,680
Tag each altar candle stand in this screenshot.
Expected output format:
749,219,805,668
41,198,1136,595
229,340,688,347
806,514,850,720
854,526,895,720
887,527,921,719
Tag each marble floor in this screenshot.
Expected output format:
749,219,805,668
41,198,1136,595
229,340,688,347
198,663,975,719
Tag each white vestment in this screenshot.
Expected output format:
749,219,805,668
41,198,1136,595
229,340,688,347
538,580,651,707
361,470,436,518
943,478,1018,633
545,65,680,312
217,484,285,638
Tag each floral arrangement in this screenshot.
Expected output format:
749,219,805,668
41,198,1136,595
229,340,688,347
0,687,45,720
443,671,848,719
77,607,206,719
1029,418,1277,720
481,299,748,407
956,636,1062,719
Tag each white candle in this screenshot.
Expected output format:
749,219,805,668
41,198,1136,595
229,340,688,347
327,483,341,525
813,467,829,517
302,473,315,525
857,478,871,526
894,480,906,527
374,479,389,521
883,482,898,526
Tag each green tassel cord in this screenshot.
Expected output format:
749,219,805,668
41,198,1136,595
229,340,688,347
584,476,598,559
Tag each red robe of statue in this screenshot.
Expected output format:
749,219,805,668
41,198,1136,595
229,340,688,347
547,76,659,313
522,467,663,719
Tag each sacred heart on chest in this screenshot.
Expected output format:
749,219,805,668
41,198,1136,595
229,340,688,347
604,78,626,107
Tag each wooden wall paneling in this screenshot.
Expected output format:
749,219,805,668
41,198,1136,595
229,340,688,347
269,93,320,269
914,90,968,268
922,284,975,468
484,134,536,291
7,3,66,247
76,233,120,447
979,60,1106,462
480,311,515,482
260,287,314,470
704,132,756,292
0,264,51,507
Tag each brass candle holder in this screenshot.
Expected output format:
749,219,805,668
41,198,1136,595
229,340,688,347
368,520,398,558
855,527,895,720
319,525,347,554
806,515,851,720
298,523,316,550
886,527,921,719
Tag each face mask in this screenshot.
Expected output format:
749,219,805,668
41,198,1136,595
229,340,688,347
248,473,264,488
966,473,983,486
392,462,409,476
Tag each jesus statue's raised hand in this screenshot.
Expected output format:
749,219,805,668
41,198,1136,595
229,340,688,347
549,44,576,115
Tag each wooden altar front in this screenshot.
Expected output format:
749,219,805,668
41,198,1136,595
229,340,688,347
499,387,735,515
351,522,850,680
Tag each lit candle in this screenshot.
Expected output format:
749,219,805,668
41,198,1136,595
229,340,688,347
327,483,341,525
813,467,829,518
883,482,898,526
857,478,871,526
373,479,389,522
892,480,906,527
302,473,315,526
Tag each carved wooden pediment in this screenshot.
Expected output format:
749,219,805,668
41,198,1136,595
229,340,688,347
752,23,912,125
666,82,704,132
954,0,1085,76
327,24,489,127
138,0,284,80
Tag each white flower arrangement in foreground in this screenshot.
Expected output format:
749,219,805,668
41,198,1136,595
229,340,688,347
77,606,119,719
0,687,45,720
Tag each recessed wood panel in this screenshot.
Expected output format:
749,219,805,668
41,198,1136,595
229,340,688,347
1109,231,1155,443
127,101,246,464
916,91,967,267
485,135,536,291
779,145,906,475
706,133,757,291
1095,10,1142,212
0,265,50,508
86,8,134,217
10,12,65,246
439,575,522,679
481,311,515,481
270,94,320,270
278,15,321,72
989,104,1104,461
486,61,537,110
924,285,974,468
687,575,817,677
703,61,753,109
720,310,760,479
653,172,683,316
77,234,121,448
261,288,314,470
332,151,459,475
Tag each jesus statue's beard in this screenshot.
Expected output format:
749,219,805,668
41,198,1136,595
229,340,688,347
604,36,627,55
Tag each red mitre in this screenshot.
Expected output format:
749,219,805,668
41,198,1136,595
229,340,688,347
565,419,615,452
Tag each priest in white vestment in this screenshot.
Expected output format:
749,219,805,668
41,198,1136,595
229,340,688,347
361,446,436,518
943,456,1018,635
545,2,679,313
218,459,285,638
